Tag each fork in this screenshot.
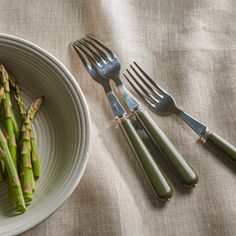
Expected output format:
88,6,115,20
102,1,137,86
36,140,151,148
72,41,173,201
124,62,236,165
72,36,198,187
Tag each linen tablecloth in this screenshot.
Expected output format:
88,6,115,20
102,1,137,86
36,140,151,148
1,0,236,235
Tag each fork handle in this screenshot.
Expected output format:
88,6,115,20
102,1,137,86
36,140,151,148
135,109,198,187
205,131,236,164
119,117,173,201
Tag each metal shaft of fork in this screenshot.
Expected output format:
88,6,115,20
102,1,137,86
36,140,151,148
177,109,207,137
111,75,142,112
117,83,142,111
106,90,127,119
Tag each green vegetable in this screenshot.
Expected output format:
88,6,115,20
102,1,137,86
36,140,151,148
9,75,41,178
20,97,43,201
0,65,18,169
0,130,26,212
0,65,44,212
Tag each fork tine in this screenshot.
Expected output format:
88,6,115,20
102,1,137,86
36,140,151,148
79,39,104,64
73,41,99,67
123,73,145,100
73,41,97,68
123,72,155,107
72,42,92,69
83,38,109,61
130,65,160,97
133,61,166,94
130,64,163,99
87,36,115,59
125,69,159,104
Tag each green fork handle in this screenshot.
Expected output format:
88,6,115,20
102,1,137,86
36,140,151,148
205,131,236,164
135,109,198,187
119,117,173,201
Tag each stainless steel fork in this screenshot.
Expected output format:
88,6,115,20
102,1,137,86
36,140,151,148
124,62,236,165
72,40,173,201
72,36,198,187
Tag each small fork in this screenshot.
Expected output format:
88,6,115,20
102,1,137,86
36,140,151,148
72,39,173,201
124,62,236,165
72,36,198,187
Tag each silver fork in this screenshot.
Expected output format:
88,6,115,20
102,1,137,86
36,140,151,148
72,40,173,201
124,62,236,165
72,36,198,187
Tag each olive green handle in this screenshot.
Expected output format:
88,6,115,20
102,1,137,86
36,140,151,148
119,117,173,201
206,132,236,164
136,110,198,187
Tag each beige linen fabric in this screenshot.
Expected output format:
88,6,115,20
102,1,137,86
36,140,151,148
0,0,236,235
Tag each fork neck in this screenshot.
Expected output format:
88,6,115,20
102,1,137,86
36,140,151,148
176,109,207,137
112,75,122,86
102,82,112,93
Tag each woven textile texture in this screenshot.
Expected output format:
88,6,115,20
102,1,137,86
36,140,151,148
0,0,236,235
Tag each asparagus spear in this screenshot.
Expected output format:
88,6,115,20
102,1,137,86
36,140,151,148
30,133,40,178
0,130,26,212
11,113,20,145
0,65,17,169
0,87,5,104
27,96,43,182
20,97,43,201
9,75,25,121
9,75,41,178
0,87,6,179
20,124,34,202
0,160,4,182
8,75,22,147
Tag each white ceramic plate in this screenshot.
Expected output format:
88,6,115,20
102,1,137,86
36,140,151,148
0,34,90,235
